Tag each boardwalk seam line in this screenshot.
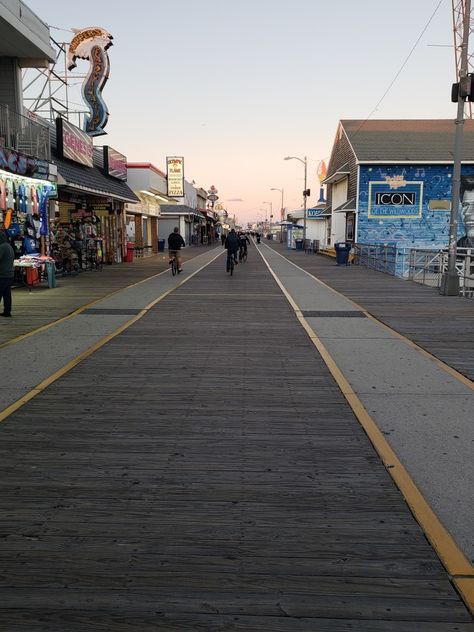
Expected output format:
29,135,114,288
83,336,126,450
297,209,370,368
261,243,474,391
0,250,223,426
0,247,221,351
257,245,474,615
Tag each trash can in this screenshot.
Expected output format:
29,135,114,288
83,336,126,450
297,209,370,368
335,242,351,265
45,261,56,288
125,242,134,263
268,234,273,240
158,239,165,252
295,239,304,250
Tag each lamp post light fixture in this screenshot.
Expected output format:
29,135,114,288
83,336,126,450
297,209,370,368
262,201,273,235
270,187,284,242
284,156,308,243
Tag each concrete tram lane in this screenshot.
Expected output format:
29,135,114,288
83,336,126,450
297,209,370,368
0,247,472,630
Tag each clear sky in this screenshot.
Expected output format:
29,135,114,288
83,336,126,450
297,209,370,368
27,0,457,224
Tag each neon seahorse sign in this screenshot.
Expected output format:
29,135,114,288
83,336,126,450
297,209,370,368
67,27,113,137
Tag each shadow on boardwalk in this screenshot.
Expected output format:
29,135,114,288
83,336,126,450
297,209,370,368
266,241,474,381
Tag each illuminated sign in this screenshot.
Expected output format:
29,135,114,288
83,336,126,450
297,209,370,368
56,118,94,167
368,181,423,218
167,156,184,197
67,27,113,137
104,146,127,180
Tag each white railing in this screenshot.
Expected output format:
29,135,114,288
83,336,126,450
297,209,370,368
0,104,51,161
408,247,474,298
353,244,474,298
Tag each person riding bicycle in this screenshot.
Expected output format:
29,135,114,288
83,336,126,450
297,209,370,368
224,229,240,269
168,227,185,273
238,232,250,260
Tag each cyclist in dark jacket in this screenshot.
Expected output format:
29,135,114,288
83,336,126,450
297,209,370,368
224,229,240,268
168,227,185,272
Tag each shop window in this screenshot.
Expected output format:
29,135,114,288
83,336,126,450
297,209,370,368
346,213,355,242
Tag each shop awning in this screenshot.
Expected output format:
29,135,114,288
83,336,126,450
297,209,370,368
332,198,356,213
53,150,139,204
321,163,350,185
160,204,205,220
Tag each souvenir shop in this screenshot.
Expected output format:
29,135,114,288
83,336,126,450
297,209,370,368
51,120,138,270
0,154,58,286
52,192,128,270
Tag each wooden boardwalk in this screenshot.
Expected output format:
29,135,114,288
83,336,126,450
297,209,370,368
267,241,474,381
0,244,216,347
0,252,472,630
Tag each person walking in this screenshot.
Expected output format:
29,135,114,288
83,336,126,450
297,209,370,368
0,231,15,317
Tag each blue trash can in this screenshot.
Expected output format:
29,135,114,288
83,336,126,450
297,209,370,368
158,239,165,252
335,242,351,265
295,239,304,250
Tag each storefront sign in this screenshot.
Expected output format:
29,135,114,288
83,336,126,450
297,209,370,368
167,156,184,197
104,146,127,180
368,181,423,218
0,146,48,178
307,208,326,218
67,27,113,136
56,118,94,167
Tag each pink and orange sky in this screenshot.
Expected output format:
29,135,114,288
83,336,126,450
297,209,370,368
28,0,457,224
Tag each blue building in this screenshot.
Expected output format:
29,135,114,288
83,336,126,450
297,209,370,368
323,120,474,254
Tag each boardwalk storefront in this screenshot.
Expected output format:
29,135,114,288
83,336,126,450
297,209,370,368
125,163,177,256
53,120,138,265
324,119,474,254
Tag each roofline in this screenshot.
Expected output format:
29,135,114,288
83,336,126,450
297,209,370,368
342,124,357,160
126,162,166,178
357,160,474,164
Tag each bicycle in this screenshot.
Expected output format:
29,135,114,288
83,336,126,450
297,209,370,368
226,251,237,276
169,252,181,276
239,246,248,263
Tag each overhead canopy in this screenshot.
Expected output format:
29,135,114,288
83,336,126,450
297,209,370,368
160,204,205,220
332,198,356,213
0,1,55,66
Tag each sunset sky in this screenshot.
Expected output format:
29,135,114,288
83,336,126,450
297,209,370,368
27,0,457,224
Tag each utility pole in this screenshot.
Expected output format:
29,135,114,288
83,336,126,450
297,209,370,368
303,156,308,244
442,0,471,294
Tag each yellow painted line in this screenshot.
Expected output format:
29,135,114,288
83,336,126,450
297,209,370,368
455,579,474,614
262,243,474,391
0,249,223,426
0,247,220,352
258,246,474,612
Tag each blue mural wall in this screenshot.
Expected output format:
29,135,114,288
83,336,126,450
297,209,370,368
357,164,474,247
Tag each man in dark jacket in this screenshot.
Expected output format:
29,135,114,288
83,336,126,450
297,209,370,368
168,227,185,273
224,229,240,269
0,231,15,317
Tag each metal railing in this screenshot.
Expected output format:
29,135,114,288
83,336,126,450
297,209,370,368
352,243,410,277
0,104,51,161
408,247,474,298
353,243,474,298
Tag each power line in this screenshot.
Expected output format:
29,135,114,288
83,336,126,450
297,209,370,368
354,0,444,135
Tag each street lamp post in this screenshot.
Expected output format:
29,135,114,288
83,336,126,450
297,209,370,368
262,201,273,236
284,156,308,243
270,187,285,242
